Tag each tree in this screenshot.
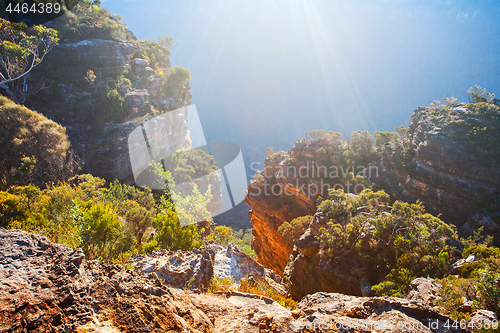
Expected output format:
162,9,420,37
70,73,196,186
0,18,59,103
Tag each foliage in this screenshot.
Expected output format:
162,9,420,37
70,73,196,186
159,66,191,109
305,130,342,146
239,276,297,309
278,215,313,246
206,225,233,245
447,102,500,163
317,188,457,297
0,96,79,188
344,130,377,165
0,174,218,263
436,231,500,319
229,228,255,257
467,85,495,104
133,36,173,70
0,190,23,228
0,18,59,103
208,275,236,293
153,196,205,251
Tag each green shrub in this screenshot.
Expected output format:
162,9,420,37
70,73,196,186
208,276,236,293
206,225,233,245
278,215,313,246
0,96,79,188
318,188,457,296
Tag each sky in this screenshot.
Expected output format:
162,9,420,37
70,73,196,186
101,0,500,176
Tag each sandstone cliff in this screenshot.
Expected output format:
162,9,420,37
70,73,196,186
25,28,191,184
372,103,500,239
246,102,500,280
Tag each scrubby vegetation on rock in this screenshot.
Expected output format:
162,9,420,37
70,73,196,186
0,96,79,188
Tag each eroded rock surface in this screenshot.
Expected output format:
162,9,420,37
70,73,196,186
130,243,284,294
293,292,468,333
0,229,483,333
0,229,214,332
372,105,500,238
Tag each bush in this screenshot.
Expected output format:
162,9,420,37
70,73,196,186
208,276,236,293
318,188,458,296
467,85,495,104
0,96,79,188
154,197,204,251
278,215,313,246
239,276,297,309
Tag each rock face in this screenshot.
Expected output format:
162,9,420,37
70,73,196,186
283,212,369,300
372,104,500,238
26,34,192,183
56,39,139,68
244,140,336,275
293,292,468,333
130,243,284,294
0,229,214,332
0,229,485,333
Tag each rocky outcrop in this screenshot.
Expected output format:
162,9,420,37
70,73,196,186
283,212,369,300
244,139,343,275
0,229,215,332
293,292,469,333
26,34,192,183
130,243,284,294
2,229,491,333
56,39,139,68
372,104,500,238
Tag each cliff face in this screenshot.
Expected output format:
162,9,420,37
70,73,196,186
26,36,191,184
246,103,500,281
244,141,332,275
372,103,500,239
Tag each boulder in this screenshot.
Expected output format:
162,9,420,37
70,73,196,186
469,310,498,329
130,243,284,293
407,277,442,306
292,292,468,333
